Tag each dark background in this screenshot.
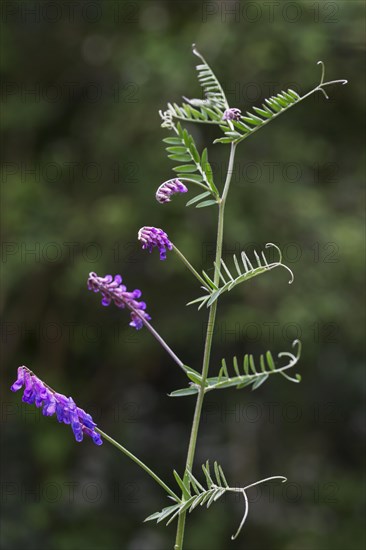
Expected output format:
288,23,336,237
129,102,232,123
1,1,365,549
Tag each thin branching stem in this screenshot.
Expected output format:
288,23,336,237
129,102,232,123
97,428,179,501
172,245,210,289
132,309,185,370
174,143,237,550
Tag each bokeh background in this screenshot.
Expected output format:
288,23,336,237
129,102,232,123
1,1,365,549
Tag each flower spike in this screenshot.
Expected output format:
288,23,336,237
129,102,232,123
156,178,188,204
87,273,151,330
223,108,242,121
138,226,173,261
11,366,103,445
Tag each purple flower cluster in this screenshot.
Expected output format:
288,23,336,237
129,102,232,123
11,366,102,445
156,178,188,204
87,272,151,330
138,226,172,261
223,108,242,121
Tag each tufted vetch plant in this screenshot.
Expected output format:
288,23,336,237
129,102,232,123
11,46,347,550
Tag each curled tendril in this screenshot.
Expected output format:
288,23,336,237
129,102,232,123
277,339,302,383
230,476,287,540
316,60,348,99
265,243,294,284
318,60,326,86
159,109,174,129
232,490,249,540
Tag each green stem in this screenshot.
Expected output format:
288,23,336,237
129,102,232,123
132,309,185,370
96,428,179,501
172,245,209,289
174,143,237,550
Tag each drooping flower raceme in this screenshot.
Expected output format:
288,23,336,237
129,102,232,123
223,107,242,121
138,226,172,261
87,272,151,330
156,178,188,204
11,366,103,445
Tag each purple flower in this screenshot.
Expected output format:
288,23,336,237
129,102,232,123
223,108,242,121
10,366,103,445
156,178,188,204
87,272,151,330
138,226,173,261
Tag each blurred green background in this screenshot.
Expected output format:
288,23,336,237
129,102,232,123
1,1,365,549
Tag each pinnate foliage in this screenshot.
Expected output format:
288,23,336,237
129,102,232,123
162,122,218,203
215,88,302,144
170,339,302,397
160,46,347,154
159,45,229,128
188,243,294,310
145,460,287,540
